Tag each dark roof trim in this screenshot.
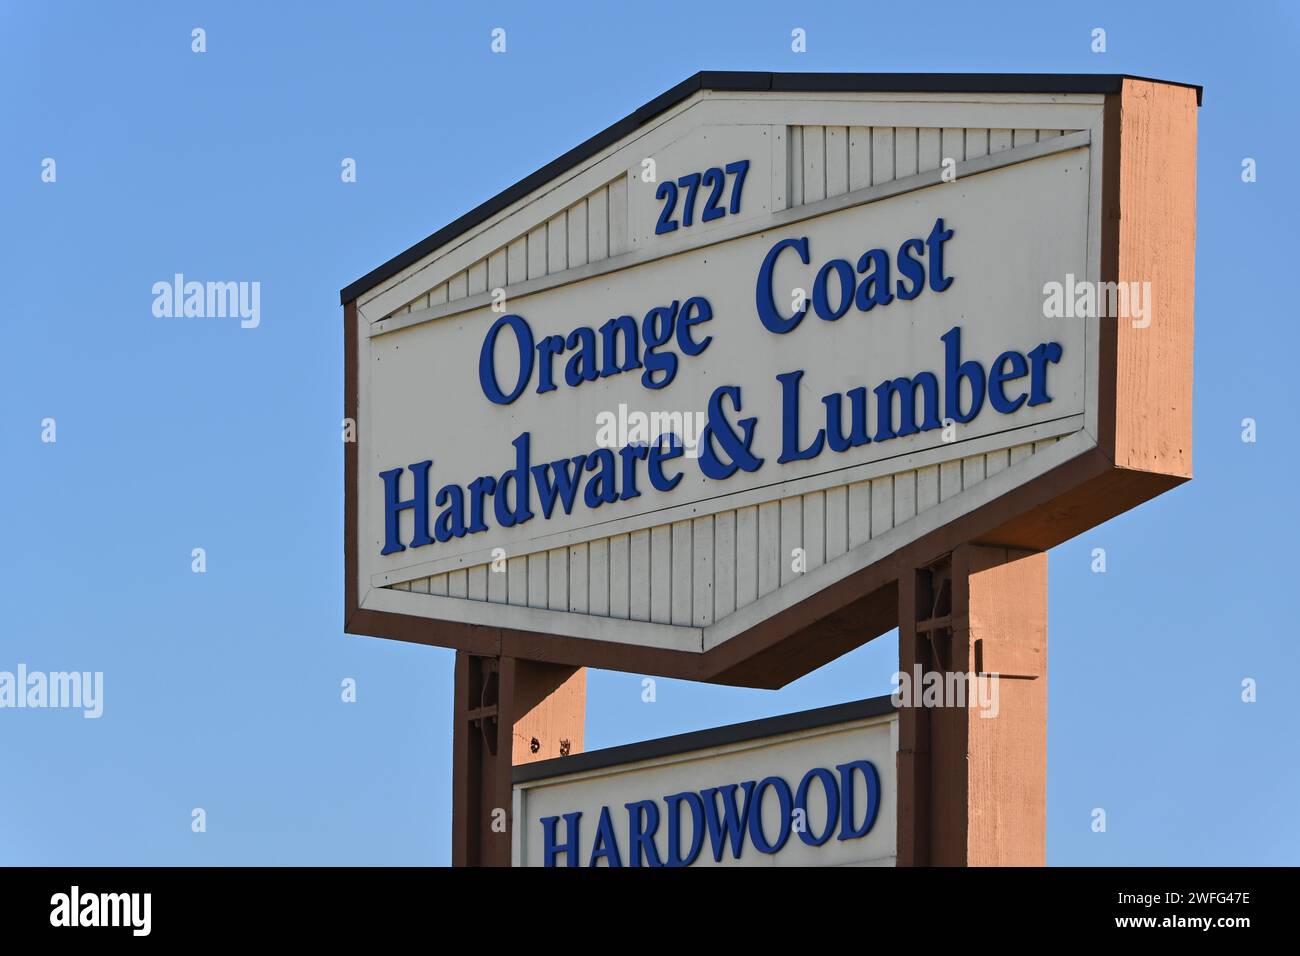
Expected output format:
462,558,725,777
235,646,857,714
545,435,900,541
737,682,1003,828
512,693,897,785
341,71,1202,305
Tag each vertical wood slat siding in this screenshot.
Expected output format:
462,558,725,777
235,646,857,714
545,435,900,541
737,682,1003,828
588,187,610,262
825,485,848,560
803,491,826,574
607,176,629,257
567,199,589,269
848,126,870,191
609,533,630,618
390,437,1064,627
848,480,871,549
871,476,893,538
388,177,626,317
467,261,487,297
487,250,506,297
488,555,507,603
894,127,918,179
692,517,714,627
630,529,651,622
736,506,758,609
447,271,467,303
918,128,941,174
547,216,567,274
825,126,849,198
757,501,781,597
389,130,1073,318
714,511,737,619
506,237,526,286
894,470,917,526
567,545,586,613
448,569,467,598
528,552,548,609
469,565,488,601
941,127,964,169
917,465,940,514
545,547,566,611
871,127,894,186
788,126,804,207
527,226,547,281
506,555,526,606
588,539,608,616
388,130,1075,318
779,496,802,587
650,526,671,624
940,461,963,502
782,126,1079,214
672,521,694,627
802,125,826,204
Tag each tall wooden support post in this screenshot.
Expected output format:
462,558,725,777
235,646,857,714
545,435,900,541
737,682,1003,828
452,653,585,867
897,544,1048,866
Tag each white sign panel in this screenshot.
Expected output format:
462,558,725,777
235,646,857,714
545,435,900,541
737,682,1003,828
348,86,1106,665
369,153,1086,569
513,703,898,867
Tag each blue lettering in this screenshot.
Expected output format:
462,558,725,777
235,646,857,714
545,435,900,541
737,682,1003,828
702,781,756,862
795,768,841,847
379,460,434,555
536,761,886,867
756,237,811,334
542,812,581,868
941,326,986,424
777,370,825,463
589,806,623,867
625,800,664,867
478,314,533,405
748,776,794,854
1026,342,1064,406
664,791,706,867
989,349,1031,414
836,760,882,841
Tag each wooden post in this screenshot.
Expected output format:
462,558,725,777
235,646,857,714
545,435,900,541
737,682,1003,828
897,544,1048,866
452,653,585,867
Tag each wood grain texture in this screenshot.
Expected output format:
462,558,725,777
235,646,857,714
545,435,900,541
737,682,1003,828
897,546,1046,866
1103,80,1197,477
510,660,586,765
454,654,586,866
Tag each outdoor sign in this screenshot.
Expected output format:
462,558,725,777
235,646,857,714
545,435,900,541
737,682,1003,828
512,697,897,867
343,72,1196,688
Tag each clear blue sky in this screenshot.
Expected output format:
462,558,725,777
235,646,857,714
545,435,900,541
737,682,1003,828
2,0,1296,866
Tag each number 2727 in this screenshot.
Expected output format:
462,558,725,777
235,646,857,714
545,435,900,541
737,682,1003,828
654,160,750,235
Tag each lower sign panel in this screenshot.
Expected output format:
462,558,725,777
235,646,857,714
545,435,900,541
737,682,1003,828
512,698,898,867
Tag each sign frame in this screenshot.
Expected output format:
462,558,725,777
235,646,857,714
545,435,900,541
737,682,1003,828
511,694,899,867
342,72,1198,689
